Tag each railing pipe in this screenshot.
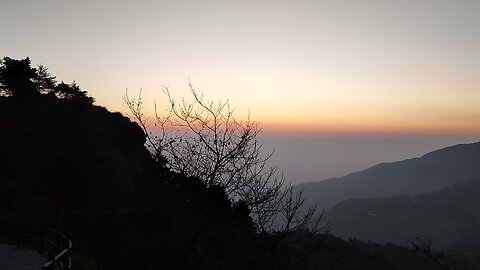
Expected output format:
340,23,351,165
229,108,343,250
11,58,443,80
0,218,72,270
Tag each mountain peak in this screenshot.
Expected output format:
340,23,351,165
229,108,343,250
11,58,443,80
298,141,480,210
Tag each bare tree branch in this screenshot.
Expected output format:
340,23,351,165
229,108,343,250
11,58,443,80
124,83,327,236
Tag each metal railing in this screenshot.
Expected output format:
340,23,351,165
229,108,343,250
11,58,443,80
0,217,72,270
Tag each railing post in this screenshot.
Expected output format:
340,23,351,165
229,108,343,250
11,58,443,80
1,217,72,269
47,252,56,270
63,248,70,269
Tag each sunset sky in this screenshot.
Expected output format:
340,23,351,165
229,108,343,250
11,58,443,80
2,0,480,182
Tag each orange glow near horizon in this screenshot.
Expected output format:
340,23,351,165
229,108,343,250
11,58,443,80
114,83,480,138
260,121,480,136
132,107,480,137
258,108,480,135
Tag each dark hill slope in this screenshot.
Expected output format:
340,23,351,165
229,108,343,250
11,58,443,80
0,95,266,270
0,95,155,217
298,141,480,210
325,179,480,249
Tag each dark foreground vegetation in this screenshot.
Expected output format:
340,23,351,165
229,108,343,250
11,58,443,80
1,57,478,269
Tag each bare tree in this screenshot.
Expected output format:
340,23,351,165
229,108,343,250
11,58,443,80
123,82,326,235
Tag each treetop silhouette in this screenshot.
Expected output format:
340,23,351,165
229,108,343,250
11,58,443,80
0,57,39,97
0,56,93,104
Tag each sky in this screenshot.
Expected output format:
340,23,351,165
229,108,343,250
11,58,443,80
2,0,480,183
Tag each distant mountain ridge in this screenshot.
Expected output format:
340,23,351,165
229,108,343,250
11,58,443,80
324,178,480,249
298,141,480,210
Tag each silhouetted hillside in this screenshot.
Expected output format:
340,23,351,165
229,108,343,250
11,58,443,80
0,95,154,214
0,92,260,269
0,88,289,269
298,142,480,210
325,178,480,249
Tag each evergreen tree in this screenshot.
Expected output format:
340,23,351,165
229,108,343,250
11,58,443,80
0,57,39,97
34,64,57,94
